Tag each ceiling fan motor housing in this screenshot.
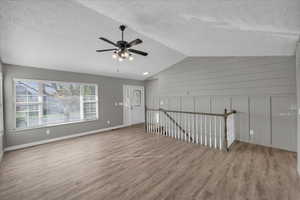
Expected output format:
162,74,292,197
119,25,126,31
117,41,129,49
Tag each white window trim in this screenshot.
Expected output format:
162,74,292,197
13,78,99,132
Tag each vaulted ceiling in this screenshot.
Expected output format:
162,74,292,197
1,0,299,80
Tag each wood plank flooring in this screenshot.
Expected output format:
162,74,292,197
0,125,299,200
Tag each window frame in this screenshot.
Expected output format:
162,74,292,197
13,78,99,131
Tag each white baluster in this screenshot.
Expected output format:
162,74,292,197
191,114,194,143
156,111,159,134
195,115,198,144
219,118,222,150
209,116,212,147
204,116,207,146
193,114,196,143
189,114,191,143
160,111,162,135
148,111,150,133
174,113,177,139
168,113,171,137
149,111,151,133
165,112,167,136
214,116,217,149
200,115,203,144
151,111,154,133
171,113,174,138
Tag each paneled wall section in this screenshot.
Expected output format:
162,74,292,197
146,56,297,151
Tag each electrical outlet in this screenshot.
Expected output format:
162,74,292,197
107,120,110,125
46,129,50,135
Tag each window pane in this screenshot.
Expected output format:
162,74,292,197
42,82,81,125
84,113,97,120
83,85,96,96
83,85,96,101
28,112,39,127
16,80,39,103
16,112,27,129
16,104,40,112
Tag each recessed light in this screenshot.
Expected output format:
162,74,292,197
143,72,149,76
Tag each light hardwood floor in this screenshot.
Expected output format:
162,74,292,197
0,125,299,200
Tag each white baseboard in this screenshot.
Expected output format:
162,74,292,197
4,124,129,152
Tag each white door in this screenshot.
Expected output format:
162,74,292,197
123,85,145,125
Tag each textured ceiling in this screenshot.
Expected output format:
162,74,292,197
1,0,300,80
0,0,184,80
76,0,300,56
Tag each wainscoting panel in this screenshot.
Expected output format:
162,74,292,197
211,96,231,113
271,96,297,152
231,96,249,142
249,96,271,146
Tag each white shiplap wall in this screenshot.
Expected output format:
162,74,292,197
146,56,297,151
0,59,3,162
296,43,300,173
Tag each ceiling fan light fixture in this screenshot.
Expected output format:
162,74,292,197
118,57,123,62
129,55,134,61
124,51,129,58
112,52,117,59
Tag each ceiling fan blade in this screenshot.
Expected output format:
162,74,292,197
128,39,143,47
99,37,118,47
96,48,117,52
128,49,148,56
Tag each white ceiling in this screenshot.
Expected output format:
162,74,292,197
1,0,300,80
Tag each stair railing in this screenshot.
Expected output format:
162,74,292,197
145,107,236,151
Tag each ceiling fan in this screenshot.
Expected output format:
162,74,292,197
96,25,148,61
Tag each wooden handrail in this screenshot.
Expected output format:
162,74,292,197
225,110,237,116
146,107,236,117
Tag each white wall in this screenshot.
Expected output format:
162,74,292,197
146,56,297,151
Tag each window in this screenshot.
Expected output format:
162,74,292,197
15,79,98,130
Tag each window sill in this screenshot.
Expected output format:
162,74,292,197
11,118,99,133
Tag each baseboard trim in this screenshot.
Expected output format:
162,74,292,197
4,124,129,152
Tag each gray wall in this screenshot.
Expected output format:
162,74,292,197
146,56,297,151
3,64,143,147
